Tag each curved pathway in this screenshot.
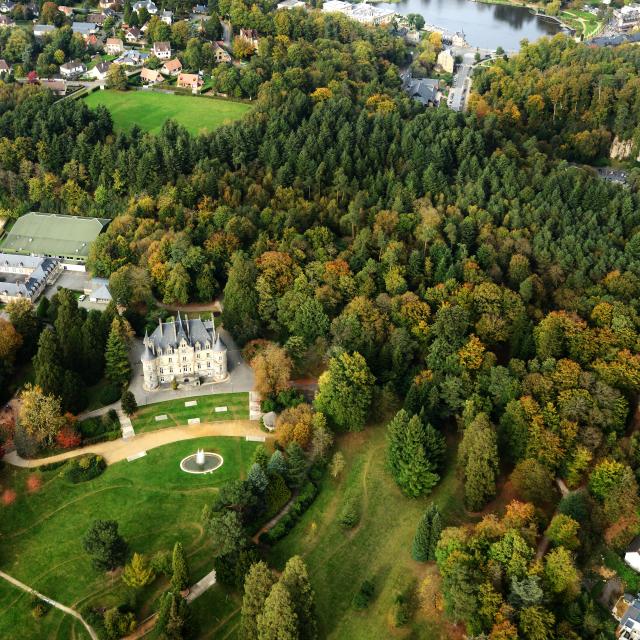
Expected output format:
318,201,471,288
4,420,271,468
0,570,98,640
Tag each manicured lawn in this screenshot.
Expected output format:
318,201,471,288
0,436,259,639
131,392,249,433
84,90,252,135
560,10,603,38
267,423,467,640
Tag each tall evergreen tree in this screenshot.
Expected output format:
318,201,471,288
171,541,189,593
241,561,275,640
82,310,106,384
280,556,317,640
412,503,442,562
33,328,63,398
156,590,191,640
387,410,439,498
105,317,131,388
222,251,261,345
256,581,298,640
54,288,84,372
286,442,307,488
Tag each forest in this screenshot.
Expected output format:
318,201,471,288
1,5,640,638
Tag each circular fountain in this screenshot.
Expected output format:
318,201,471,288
180,448,224,474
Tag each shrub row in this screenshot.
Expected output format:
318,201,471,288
61,455,106,483
262,481,318,544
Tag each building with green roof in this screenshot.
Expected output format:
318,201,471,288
0,213,110,267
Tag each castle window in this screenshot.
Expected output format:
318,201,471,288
182,356,187,362
169,358,172,363
160,368,164,374
205,341,210,349
196,343,200,350
160,377,165,382
169,367,173,373
207,362,211,368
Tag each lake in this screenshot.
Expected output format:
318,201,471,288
380,0,562,50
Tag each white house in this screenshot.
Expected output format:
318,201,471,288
87,61,111,81
105,37,124,55
0,253,62,304
59,59,87,78
160,9,173,24
140,67,162,84
133,0,158,14
125,26,141,43
152,40,171,59
625,538,640,573
161,57,182,76
84,278,112,304
141,313,228,390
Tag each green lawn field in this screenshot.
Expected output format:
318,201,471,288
131,392,249,433
268,423,468,640
0,436,258,639
84,90,252,135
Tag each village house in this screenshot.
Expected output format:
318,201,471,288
84,278,112,304
58,5,74,17
125,26,141,43
192,3,207,14
160,9,173,24
59,59,87,78
152,40,171,59
113,49,148,66
33,24,56,37
87,13,107,26
87,61,111,81
99,0,117,9
133,0,157,14
437,48,455,73
239,27,259,49
213,41,231,62
161,57,182,76
177,72,203,92
105,37,124,54
613,593,640,640
0,59,11,74
40,78,66,95
0,0,15,13
85,33,99,48
615,4,640,29
140,66,162,84
141,313,228,390
72,22,98,39
0,14,15,27
404,76,440,106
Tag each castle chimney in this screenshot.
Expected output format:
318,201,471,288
158,317,163,337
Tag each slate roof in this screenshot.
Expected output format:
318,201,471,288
0,253,59,298
145,312,226,354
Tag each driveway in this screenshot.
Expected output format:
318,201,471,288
43,270,91,300
128,328,254,406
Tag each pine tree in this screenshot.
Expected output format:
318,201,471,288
286,442,307,488
156,590,190,640
267,450,288,478
33,328,63,397
82,310,106,384
241,561,275,640
54,288,83,372
247,463,269,494
422,422,446,473
122,552,155,588
171,542,189,593
222,251,261,345
280,556,317,640
387,410,439,498
121,390,138,416
256,581,298,640
105,317,131,388
412,504,442,562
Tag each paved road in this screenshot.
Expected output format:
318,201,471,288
0,570,98,640
4,419,271,468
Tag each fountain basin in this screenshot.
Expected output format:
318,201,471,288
180,452,224,474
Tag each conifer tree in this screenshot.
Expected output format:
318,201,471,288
256,581,298,640
105,317,131,388
241,561,275,640
286,442,307,488
412,503,442,562
222,251,261,345
171,541,189,593
387,410,439,498
82,310,106,383
54,288,83,372
156,590,190,640
33,328,63,398
267,450,288,478
280,556,317,640
122,552,155,588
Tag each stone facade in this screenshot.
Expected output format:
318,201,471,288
141,313,227,391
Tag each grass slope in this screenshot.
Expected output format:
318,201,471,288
0,436,258,639
268,423,467,640
84,90,252,135
132,391,249,433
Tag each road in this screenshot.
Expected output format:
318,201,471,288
0,570,98,640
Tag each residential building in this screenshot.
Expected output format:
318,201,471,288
0,253,62,304
613,593,640,640
105,37,124,54
277,0,306,9
192,4,208,13
85,33,99,48
58,5,74,16
437,48,455,73
0,59,10,74
84,278,112,304
0,15,15,27
0,0,15,13
405,29,420,45
404,76,440,106
625,537,640,572
160,9,173,24
140,66,162,83
177,72,203,92
33,24,56,37
615,4,640,29
141,313,228,390
40,78,67,95
321,0,394,25
213,41,231,62
152,40,171,59
87,13,107,26
87,61,111,81
0,212,110,268
125,26,141,43
59,59,87,78
239,27,259,49
133,0,158,14
99,0,117,9
113,49,148,66
72,22,97,38
161,57,182,75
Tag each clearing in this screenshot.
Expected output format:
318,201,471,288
84,90,252,135
0,436,258,639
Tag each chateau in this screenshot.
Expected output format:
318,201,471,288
141,313,228,390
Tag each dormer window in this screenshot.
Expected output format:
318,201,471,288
195,342,201,351
205,341,210,349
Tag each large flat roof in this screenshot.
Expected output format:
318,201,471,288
0,212,110,261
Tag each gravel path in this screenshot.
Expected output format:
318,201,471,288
4,420,271,468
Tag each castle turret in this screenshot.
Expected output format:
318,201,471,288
212,330,227,381
141,331,159,390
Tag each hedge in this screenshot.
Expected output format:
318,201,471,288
262,481,319,544
61,455,106,483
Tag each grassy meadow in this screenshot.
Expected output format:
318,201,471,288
0,436,258,639
84,90,252,135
